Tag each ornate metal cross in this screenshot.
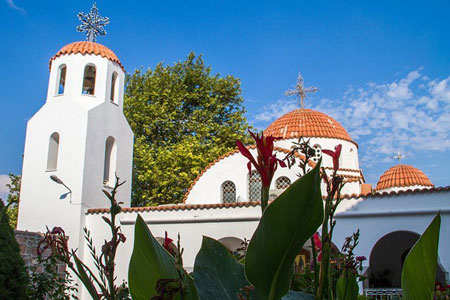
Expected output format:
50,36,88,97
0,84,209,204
393,151,407,164
76,3,110,42
285,73,318,109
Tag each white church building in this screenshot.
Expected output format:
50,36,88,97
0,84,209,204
16,38,450,298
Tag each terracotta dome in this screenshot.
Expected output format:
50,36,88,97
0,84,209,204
49,41,124,71
264,109,356,145
375,164,433,191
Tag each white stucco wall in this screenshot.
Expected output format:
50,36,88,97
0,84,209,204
274,137,360,171
81,205,263,299
185,148,308,205
185,139,362,205
333,191,450,281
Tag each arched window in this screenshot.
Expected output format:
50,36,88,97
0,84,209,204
110,72,118,103
248,170,261,202
56,64,66,95
276,176,291,189
103,137,117,185
221,181,236,203
82,64,96,95
47,132,60,171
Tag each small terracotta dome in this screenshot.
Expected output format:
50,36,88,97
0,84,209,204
264,109,356,145
49,41,124,71
375,164,433,191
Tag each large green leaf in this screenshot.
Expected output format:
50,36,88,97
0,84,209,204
193,236,313,300
336,274,358,300
128,214,198,300
401,213,441,300
245,163,323,300
194,236,257,300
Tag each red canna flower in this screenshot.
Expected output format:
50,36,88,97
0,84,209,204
313,232,323,261
322,144,342,172
356,256,367,262
163,231,175,256
236,130,286,188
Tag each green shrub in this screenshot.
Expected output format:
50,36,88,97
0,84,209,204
0,201,29,299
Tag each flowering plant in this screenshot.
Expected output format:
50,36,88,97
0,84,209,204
39,175,130,300
435,282,450,300
236,130,286,212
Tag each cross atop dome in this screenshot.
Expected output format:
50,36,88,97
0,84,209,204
393,151,407,164
76,3,110,42
285,73,318,109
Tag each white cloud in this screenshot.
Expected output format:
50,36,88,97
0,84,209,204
429,77,450,103
252,98,298,123
0,175,11,201
309,70,450,167
386,70,420,100
6,0,25,13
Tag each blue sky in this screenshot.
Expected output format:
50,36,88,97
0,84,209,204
1,0,449,198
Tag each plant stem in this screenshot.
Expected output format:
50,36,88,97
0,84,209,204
310,236,319,293
316,197,331,300
261,186,270,213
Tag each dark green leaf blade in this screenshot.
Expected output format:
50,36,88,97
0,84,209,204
245,163,323,300
401,213,441,300
336,274,359,300
128,214,198,300
73,255,101,300
194,236,252,300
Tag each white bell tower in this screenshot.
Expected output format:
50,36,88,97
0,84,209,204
17,40,134,252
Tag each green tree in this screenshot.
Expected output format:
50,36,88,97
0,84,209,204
125,53,251,206
5,173,21,228
0,200,28,299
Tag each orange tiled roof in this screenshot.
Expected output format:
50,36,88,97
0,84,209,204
87,200,263,214
49,41,124,71
264,109,356,146
375,164,434,191
360,183,372,196
85,185,450,214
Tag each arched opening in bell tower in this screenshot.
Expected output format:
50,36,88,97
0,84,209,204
110,72,118,103
82,64,96,95
56,64,66,95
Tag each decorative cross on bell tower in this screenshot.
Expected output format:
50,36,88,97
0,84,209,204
393,151,407,164
285,73,319,109
76,2,110,42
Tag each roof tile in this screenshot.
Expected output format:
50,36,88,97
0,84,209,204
49,41,124,71
264,109,356,146
375,164,433,191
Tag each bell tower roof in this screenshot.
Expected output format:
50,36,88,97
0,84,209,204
49,41,124,72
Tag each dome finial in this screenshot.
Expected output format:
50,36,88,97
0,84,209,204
285,73,318,109
76,2,110,42
393,151,407,164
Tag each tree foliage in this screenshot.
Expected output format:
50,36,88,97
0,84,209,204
0,201,28,299
124,53,251,206
5,173,21,228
